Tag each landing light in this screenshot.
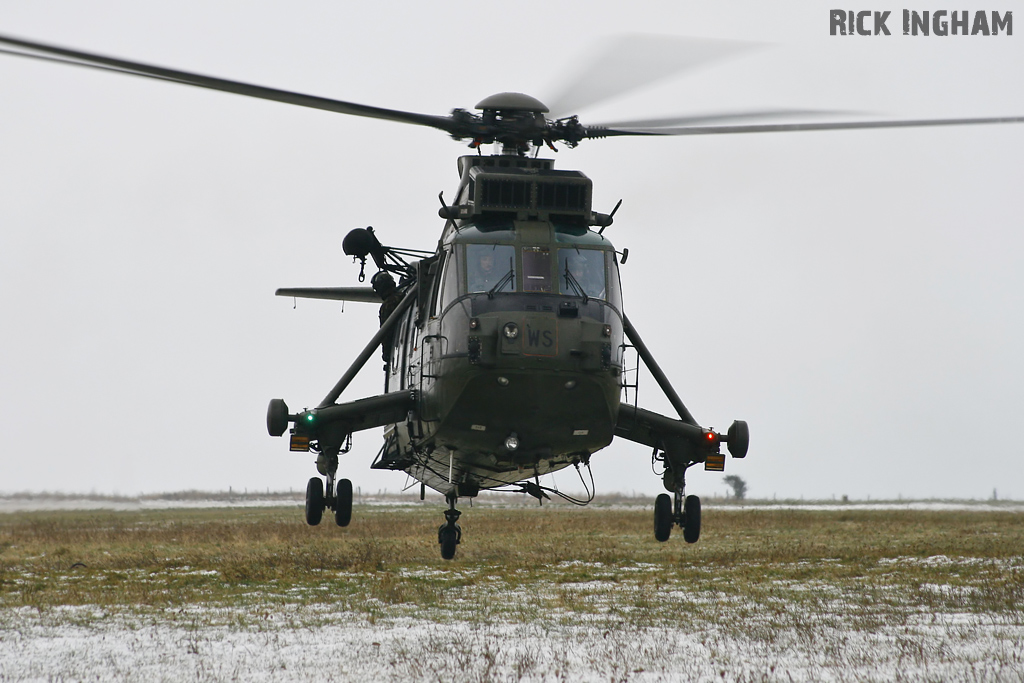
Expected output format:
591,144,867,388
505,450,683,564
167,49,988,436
503,322,519,339
564,380,577,390
504,433,519,451
497,376,510,386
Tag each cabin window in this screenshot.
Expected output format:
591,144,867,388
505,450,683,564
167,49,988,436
557,248,606,300
466,243,514,293
438,247,461,312
522,247,552,293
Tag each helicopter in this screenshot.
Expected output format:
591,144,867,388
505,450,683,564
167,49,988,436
2,33,1022,559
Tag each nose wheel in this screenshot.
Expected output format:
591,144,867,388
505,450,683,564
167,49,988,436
653,489,701,543
438,495,462,560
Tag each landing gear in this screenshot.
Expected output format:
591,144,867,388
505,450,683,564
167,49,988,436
334,479,353,527
652,484,701,544
682,494,701,543
305,477,324,526
654,493,672,542
305,475,354,527
437,495,462,560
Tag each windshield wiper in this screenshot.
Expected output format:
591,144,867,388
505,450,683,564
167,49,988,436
487,258,515,299
563,266,589,304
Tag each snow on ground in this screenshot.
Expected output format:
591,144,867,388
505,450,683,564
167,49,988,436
2,603,1022,682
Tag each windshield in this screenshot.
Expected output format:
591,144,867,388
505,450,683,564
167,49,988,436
466,243,514,293
558,248,606,299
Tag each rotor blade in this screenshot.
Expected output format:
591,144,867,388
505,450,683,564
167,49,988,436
0,33,457,133
275,287,380,303
590,115,1024,138
590,109,855,130
545,34,755,119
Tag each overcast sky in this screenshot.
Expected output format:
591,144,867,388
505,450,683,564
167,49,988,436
1,0,1022,500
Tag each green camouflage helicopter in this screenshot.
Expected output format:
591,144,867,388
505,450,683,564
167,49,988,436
3,33,1021,559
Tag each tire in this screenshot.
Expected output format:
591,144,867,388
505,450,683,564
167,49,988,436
334,479,353,527
439,526,458,560
305,477,324,526
727,420,749,459
266,399,289,437
654,493,672,542
683,495,701,544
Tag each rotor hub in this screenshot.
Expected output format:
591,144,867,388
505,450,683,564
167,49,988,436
475,92,549,113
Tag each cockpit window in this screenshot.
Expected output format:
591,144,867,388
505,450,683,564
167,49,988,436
558,248,606,299
522,247,552,293
466,243,514,293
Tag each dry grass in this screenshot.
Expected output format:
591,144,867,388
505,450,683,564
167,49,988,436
1,505,1022,618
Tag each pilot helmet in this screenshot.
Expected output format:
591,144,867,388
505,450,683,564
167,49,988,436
371,271,397,297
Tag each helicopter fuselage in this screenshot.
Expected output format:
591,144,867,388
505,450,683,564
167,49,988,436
380,217,626,495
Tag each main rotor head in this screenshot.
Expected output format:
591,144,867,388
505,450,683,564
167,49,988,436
446,92,587,154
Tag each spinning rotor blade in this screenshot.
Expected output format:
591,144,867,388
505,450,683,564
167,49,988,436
591,108,855,130
4,33,1022,148
545,34,754,118
590,115,1024,138
0,33,456,133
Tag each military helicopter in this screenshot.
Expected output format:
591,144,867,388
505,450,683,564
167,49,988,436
2,33,1022,560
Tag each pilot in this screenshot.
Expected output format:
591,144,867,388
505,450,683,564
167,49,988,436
566,255,586,285
372,271,400,364
469,250,499,292
565,255,604,298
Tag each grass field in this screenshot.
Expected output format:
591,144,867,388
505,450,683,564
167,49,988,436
1,501,1022,681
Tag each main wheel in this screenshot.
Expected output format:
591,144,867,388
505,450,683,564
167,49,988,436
683,495,701,544
334,479,353,527
305,477,324,526
439,525,458,560
654,493,672,542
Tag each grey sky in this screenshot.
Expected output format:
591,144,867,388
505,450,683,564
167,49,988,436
1,0,1022,500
